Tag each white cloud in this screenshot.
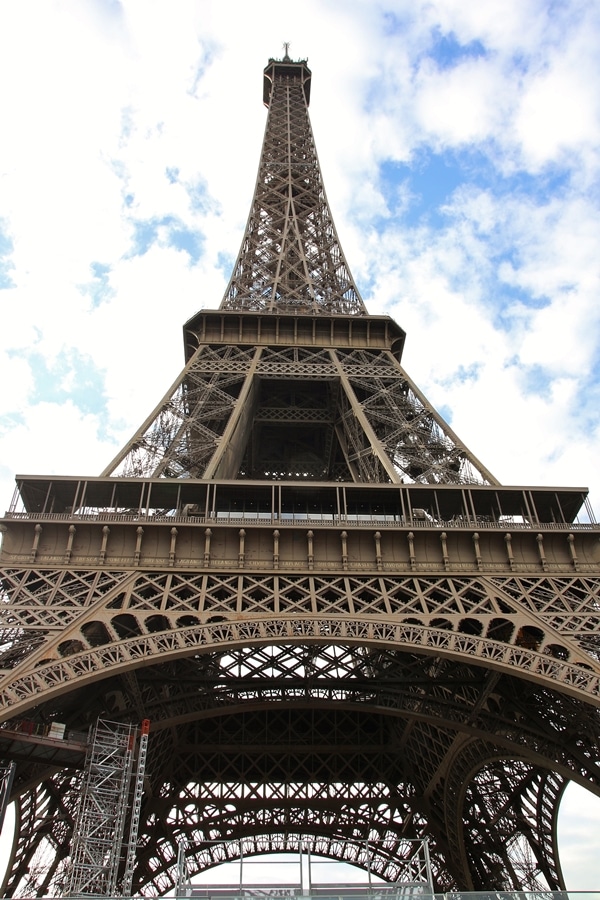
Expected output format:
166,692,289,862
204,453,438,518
514,20,600,172
414,56,509,146
422,0,548,50
360,163,600,508
0,400,114,493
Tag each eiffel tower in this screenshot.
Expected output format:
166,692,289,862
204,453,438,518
1,51,600,896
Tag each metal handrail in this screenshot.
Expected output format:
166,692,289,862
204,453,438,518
2,510,597,531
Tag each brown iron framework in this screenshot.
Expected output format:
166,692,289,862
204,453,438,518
1,53,600,897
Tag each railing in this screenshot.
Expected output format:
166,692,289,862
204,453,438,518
2,510,597,531
10,884,600,900
13,892,598,900
179,894,599,900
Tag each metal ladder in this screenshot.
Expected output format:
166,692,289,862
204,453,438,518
121,719,150,896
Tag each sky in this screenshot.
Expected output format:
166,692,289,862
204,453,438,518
0,0,599,890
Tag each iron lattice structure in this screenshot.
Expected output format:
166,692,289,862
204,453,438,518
1,53,600,897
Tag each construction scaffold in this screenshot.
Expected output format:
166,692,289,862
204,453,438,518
65,718,150,898
0,758,15,832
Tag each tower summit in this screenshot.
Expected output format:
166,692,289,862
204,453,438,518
1,54,600,896
101,53,495,486
222,57,346,315
230,53,359,316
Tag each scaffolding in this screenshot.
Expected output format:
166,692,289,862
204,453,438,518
65,718,149,898
0,759,15,832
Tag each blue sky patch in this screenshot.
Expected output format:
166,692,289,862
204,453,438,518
119,106,134,143
169,224,202,261
0,222,15,289
452,362,483,384
187,178,217,216
217,251,235,279
189,42,219,97
517,362,554,398
0,410,26,434
381,10,410,37
436,364,483,398
378,153,466,227
379,142,573,236
79,261,114,308
436,403,454,424
129,215,204,263
491,287,549,333
502,166,571,197
428,29,488,69
18,348,108,417
93,0,124,20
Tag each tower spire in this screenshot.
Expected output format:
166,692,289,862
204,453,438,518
221,54,366,316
